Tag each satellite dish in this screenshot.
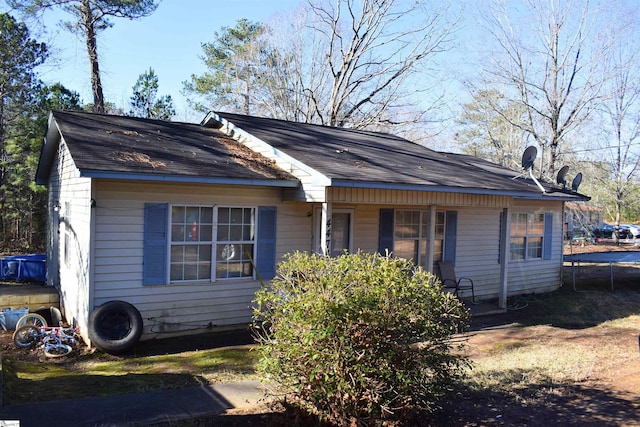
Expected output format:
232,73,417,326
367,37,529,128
571,172,583,192
556,165,569,186
521,146,537,170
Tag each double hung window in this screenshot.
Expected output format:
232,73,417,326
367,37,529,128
393,210,445,266
510,213,544,260
170,206,255,282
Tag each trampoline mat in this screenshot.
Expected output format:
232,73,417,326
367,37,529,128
564,251,640,264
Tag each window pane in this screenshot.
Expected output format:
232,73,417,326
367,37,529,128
171,225,185,242
170,264,184,281
511,213,527,236
527,236,543,258
510,237,526,260
243,208,253,223
186,206,199,223
201,207,213,223
184,264,198,280
184,245,198,262
230,208,243,223
217,224,229,241
199,245,212,261
434,211,445,237
199,225,212,241
433,240,443,262
394,239,418,261
529,214,544,235
218,208,230,223
242,225,253,241
198,263,211,279
172,206,185,224
229,225,243,241
171,245,184,263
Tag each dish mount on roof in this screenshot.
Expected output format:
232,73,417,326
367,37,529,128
513,146,546,194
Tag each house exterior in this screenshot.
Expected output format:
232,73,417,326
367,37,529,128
35,110,589,345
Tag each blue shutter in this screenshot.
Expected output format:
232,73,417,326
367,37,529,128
444,211,458,264
256,206,277,280
143,203,168,286
378,209,394,255
543,212,553,260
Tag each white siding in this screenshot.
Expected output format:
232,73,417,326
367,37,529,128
92,180,311,339
50,141,93,339
348,200,565,301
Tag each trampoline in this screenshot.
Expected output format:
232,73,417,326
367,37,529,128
563,251,640,291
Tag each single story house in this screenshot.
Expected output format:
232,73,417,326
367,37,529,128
35,110,589,348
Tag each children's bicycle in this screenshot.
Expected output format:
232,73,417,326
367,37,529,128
13,324,81,358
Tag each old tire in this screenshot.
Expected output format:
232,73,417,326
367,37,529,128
88,301,143,354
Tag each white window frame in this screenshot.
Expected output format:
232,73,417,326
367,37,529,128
169,204,257,283
510,212,545,261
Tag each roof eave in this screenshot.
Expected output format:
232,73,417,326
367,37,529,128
80,170,301,188
330,179,590,201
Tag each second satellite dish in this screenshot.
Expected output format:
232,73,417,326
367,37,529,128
556,165,569,187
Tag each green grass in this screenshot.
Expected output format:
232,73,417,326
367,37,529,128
3,345,260,404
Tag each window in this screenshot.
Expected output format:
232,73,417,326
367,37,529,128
393,210,445,266
510,213,544,260
169,206,255,282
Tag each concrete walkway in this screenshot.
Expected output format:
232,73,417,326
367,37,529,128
0,380,269,427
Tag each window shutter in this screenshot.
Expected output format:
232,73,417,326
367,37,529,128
543,212,553,260
143,203,168,286
444,211,458,264
256,206,277,280
378,209,394,255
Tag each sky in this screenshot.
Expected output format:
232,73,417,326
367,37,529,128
1,0,303,122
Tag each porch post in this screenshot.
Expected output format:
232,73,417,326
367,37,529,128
499,207,511,309
426,205,436,273
320,202,332,256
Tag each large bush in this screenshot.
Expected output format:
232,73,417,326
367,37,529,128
253,251,470,425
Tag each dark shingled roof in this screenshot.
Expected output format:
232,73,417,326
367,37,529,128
37,111,297,185
214,112,588,200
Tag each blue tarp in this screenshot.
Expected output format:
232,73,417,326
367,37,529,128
0,254,46,282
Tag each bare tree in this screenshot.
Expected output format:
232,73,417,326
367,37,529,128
591,39,640,225
8,0,159,113
480,0,612,178
273,0,459,129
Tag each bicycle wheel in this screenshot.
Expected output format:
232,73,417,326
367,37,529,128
13,325,40,348
16,313,48,329
44,343,72,358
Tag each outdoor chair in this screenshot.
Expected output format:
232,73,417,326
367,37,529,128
436,261,476,303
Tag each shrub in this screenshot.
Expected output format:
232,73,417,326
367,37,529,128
253,251,470,425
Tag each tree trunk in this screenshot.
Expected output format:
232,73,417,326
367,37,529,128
82,0,105,113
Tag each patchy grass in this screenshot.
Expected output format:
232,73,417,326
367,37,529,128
2,344,260,404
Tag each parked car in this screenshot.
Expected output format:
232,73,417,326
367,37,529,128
613,225,631,240
621,224,640,239
591,223,615,238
